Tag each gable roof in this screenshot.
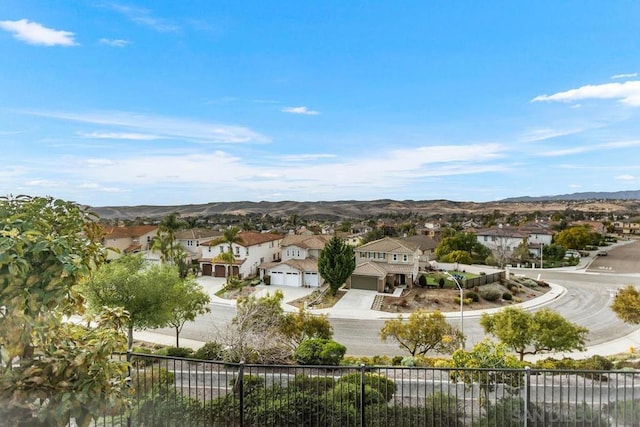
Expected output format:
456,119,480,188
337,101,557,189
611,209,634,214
281,234,331,250
174,228,222,240
237,231,284,247
400,235,438,251
102,225,157,239
356,237,419,254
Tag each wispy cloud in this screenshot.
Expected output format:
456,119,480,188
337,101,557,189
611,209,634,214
106,3,179,32
538,139,640,157
77,131,163,140
616,174,635,181
0,19,77,46
282,106,320,115
612,73,637,80
280,154,336,162
532,81,640,106
99,38,130,47
26,110,270,144
519,127,587,142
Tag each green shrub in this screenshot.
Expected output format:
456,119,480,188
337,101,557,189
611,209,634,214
479,286,503,302
131,347,156,367
365,392,462,426
336,372,397,402
502,292,513,300
229,374,265,396
294,338,346,365
606,399,640,426
326,382,385,409
193,341,225,360
392,355,404,366
290,374,335,395
165,346,194,358
464,291,480,302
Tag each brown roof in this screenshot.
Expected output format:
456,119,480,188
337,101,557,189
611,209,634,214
103,225,157,239
281,234,331,250
237,231,284,247
356,237,419,254
175,228,222,240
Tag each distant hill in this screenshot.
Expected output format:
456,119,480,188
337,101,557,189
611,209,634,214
89,194,640,221
501,190,640,202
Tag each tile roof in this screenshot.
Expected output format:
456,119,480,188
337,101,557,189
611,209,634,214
237,231,284,247
281,234,331,250
356,237,419,254
102,225,157,239
174,228,222,240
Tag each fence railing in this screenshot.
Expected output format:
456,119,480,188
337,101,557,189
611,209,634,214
463,271,505,289
95,353,640,426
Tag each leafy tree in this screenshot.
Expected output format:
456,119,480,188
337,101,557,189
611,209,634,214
280,307,333,350
511,239,531,263
449,339,523,402
0,196,129,426
318,236,356,296
361,227,384,244
554,225,593,250
480,307,588,361
84,253,181,350
448,250,473,265
379,310,465,356
435,231,490,263
611,285,640,324
167,277,211,348
294,338,346,365
543,243,566,261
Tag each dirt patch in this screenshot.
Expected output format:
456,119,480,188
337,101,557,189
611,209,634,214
289,288,347,309
216,285,259,300
381,281,549,314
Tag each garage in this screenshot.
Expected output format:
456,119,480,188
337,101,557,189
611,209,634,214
214,265,226,277
350,275,379,291
270,271,284,285
284,272,299,286
202,263,212,276
304,272,319,287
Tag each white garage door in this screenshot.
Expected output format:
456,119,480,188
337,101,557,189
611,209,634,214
270,271,284,285
284,272,299,287
304,272,319,287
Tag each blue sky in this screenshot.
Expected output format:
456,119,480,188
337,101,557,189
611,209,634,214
2,1,640,207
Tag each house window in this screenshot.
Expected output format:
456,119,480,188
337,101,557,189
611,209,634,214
484,236,488,241
286,250,290,257
235,247,240,255
147,236,151,243
246,248,249,256
297,250,300,257
260,257,264,263
392,254,398,261
403,254,408,262
360,252,365,258
219,246,224,252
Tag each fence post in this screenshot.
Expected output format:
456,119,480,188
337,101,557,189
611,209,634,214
126,349,132,427
523,366,531,427
359,364,366,427
238,361,245,427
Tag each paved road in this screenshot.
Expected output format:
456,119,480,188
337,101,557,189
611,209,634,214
150,240,640,359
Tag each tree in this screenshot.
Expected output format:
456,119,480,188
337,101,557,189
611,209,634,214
435,231,490,263
0,196,129,426
480,307,588,361
167,278,211,347
379,310,465,356
84,254,181,350
449,339,523,402
554,225,593,250
280,307,334,350
318,236,356,296
611,285,640,324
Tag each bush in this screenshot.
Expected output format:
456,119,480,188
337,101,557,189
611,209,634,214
502,292,513,300
294,338,346,365
291,374,335,395
464,291,480,302
193,341,225,360
336,372,397,402
229,374,265,396
453,296,474,305
479,286,503,302
438,277,445,288
326,383,385,409
165,346,194,358
131,347,156,367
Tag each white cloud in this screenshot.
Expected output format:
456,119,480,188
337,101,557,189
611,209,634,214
27,110,269,144
282,106,320,115
612,73,637,79
78,131,163,140
106,3,179,32
532,81,640,106
99,38,130,47
0,19,77,46
24,179,60,187
280,153,336,161
615,174,635,181
519,127,586,143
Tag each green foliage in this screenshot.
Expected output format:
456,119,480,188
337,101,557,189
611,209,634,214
318,236,356,296
365,392,462,426
380,309,465,356
611,285,640,324
167,277,210,348
192,341,225,360
435,231,490,263
481,307,588,361
0,196,129,426
502,292,513,300
543,243,567,261
280,307,333,350
291,374,335,395
554,225,598,250
606,399,640,426
294,338,347,365
165,346,194,358
479,286,503,301
336,372,397,403
465,290,480,302
326,382,386,409
229,374,265,396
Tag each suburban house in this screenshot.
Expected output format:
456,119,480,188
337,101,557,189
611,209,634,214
399,234,438,265
475,224,554,258
349,237,421,292
613,220,640,235
101,225,158,261
174,228,222,261
260,234,332,287
199,231,283,278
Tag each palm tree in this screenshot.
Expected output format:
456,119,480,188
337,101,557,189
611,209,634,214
209,227,245,277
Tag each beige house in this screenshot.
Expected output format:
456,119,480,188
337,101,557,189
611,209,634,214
261,234,331,287
349,237,421,292
102,225,158,261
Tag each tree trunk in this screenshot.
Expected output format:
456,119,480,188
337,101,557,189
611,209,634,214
128,325,134,352
176,326,180,348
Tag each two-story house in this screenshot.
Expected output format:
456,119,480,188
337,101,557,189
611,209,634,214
476,224,554,259
261,234,331,287
199,231,283,278
349,237,421,292
174,228,222,262
102,225,158,261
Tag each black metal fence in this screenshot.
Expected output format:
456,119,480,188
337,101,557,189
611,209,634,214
95,352,640,426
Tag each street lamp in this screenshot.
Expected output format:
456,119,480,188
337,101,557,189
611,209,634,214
444,271,464,348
